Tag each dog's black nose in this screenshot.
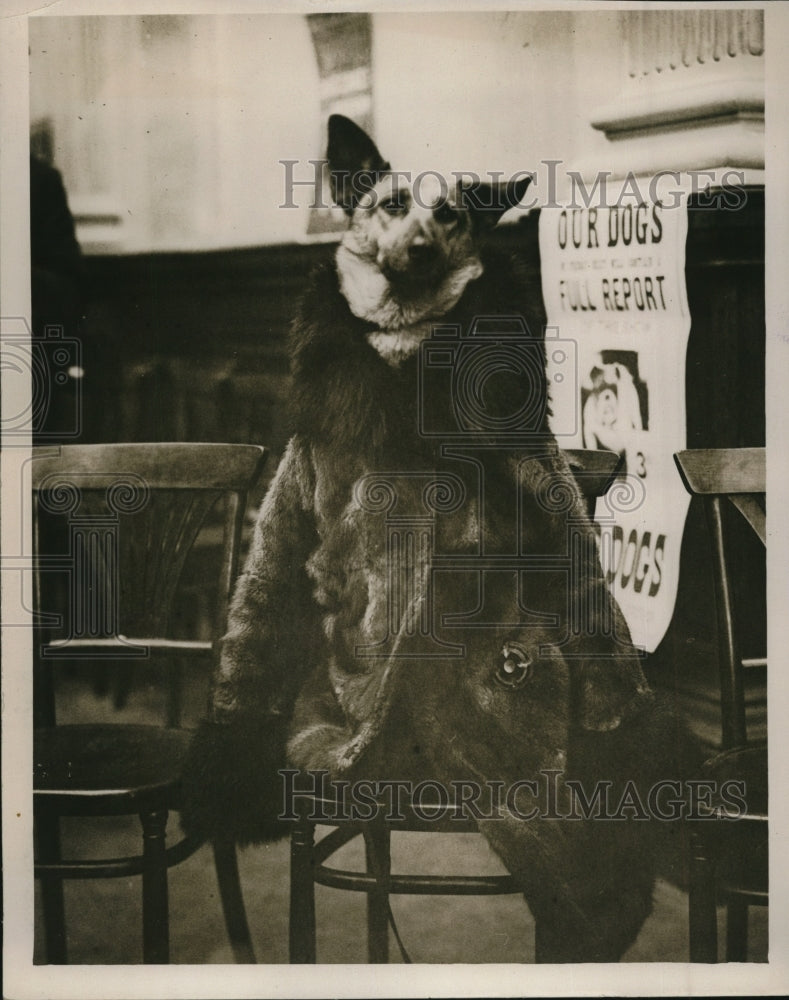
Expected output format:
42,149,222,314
407,242,437,264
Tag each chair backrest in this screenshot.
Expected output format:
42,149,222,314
32,443,267,724
674,447,766,749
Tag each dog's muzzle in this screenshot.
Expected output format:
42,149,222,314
383,245,445,286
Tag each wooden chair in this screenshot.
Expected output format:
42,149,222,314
674,447,767,962
32,443,267,964
288,448,622,964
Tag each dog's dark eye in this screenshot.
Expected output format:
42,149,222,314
381,198,407,217
495,642,533,689
434,203,459,225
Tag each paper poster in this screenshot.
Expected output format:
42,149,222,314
539,194,691,651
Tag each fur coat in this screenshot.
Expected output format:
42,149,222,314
181,246,667,962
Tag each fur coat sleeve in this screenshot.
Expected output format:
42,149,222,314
180,436,322,843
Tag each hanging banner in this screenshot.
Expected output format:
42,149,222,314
539,192,690,652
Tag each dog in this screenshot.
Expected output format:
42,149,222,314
182,115,665,963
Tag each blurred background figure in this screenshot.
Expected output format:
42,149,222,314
30,151,86,442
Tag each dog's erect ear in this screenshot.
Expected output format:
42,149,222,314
460,173,533,229
327,114,391,215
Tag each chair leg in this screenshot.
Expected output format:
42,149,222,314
165,658,184,729
36,812,68,964
289,817,316,963
689,832,718,962
725,898,749,962
141,809,170,963
364,822,391,964
212,838,256,963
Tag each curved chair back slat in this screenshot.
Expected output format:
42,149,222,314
32,443,267,714
674,447,766,750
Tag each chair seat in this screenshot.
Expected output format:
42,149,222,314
34,724,193,814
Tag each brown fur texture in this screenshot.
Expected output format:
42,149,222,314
180,117,673,961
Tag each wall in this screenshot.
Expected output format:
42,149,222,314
30,14,320,251
30,11,764,254
371,11,621,180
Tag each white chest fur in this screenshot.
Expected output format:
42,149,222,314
366,324,432,365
